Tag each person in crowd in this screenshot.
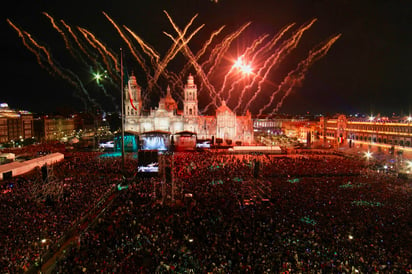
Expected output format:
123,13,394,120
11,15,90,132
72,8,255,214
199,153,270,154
1,143,411,273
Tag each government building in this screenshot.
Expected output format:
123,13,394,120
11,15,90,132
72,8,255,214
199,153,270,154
319,114,412,156
124,74,254,145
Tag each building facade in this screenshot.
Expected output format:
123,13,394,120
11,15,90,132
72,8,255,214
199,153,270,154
319,114,412,154
33,116,75,141
124,74,254,145
0,103,33,144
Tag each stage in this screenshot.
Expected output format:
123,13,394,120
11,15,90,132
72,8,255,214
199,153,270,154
228,146,282,154
0,153,64,180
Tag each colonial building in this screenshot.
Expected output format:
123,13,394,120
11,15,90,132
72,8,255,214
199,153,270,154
124,74,254,145
319,114,412,154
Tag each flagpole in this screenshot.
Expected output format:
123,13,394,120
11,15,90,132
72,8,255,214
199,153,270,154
120,48,125,173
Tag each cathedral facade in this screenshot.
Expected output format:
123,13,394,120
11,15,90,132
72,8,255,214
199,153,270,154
124,74,254,145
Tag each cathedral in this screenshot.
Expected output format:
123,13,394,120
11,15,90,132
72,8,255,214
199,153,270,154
124,74,254,145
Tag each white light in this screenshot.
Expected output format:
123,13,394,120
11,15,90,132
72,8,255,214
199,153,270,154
348,235,353,240
233,57,242,68
364,151,373,160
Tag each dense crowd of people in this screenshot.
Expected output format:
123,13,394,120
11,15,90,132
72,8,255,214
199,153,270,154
1,144,411,273
0,143,136,272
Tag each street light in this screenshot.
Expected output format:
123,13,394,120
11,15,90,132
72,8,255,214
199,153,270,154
364,150,373,160
406,160,412,171
364,150,373,167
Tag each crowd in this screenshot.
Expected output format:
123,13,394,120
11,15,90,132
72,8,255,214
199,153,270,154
1,142,411,273
0,143,136,272
47,150,411,273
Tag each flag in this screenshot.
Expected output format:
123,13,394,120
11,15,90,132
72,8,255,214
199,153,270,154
121,51,138,111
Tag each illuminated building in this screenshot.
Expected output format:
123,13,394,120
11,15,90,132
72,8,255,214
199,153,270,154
0,103,33,144
282,120,319,144
33,116,75,141
124,74,254,145
319,114,412,154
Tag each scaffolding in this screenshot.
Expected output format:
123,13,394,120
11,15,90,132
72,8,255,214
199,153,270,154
31,164,64,203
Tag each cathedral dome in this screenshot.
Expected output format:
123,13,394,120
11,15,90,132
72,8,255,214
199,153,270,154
163,86,177,112
216,100,233,115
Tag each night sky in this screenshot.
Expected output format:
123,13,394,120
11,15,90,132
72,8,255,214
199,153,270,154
1,0,411,116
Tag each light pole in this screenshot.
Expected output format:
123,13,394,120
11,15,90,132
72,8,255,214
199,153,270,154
120,48,125,173
364,150,373,168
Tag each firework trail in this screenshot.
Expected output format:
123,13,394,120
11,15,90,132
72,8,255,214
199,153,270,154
24,31,73,82
7,19,51,72
29,36,98,109
204,22,251,78
173,25,226,95
255,22,296,58
8,19,101,110
102,11,152,82
123,25,160,65
43,13,74,55
262,34,341,117
163,12,221,112
179,25,226,79
9,10,339,115
60,19,96,64
90,66,119,108
148,11,200,91
223,34,269,103
200,22,251,113
200,22,250,73
124,25,181,95
77,27,119,77
240,19,317,113
162,25,204,69
163,70,184,102
68,68,102,111
163,27,215,97
230,23,295,111
77,27,113,77
56,16,114,91
24,28,101,110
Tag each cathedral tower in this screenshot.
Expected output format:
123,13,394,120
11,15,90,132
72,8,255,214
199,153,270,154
183,74,198,117
124,74,142,117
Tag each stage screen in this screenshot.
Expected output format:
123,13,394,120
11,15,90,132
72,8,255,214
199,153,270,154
137,150,159,174
141,135,168,151
196,139,211,149
114,134,138,152
175,135,196,151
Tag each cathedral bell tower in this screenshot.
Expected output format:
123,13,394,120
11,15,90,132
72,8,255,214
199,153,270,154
125,74,142,116
183,74,198,117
